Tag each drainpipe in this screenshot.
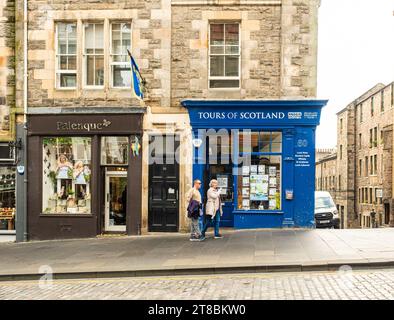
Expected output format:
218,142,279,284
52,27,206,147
23,0,28,241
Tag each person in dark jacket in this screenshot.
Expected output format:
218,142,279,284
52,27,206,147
186,179,203,241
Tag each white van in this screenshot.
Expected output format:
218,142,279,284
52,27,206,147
314,191,340,229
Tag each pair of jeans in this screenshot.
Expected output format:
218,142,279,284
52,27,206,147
198,215,204,234
202,211,221,237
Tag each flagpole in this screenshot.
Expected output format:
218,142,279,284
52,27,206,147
127,49,146,103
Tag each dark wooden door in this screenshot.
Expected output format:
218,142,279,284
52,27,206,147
148,135,179,232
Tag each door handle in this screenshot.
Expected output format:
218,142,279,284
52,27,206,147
106,193,109,202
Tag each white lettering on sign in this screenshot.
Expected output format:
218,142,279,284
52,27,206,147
295,151,311,168
288,112,302,119
56,119,112,132
304,112,318,119
197,112,286,121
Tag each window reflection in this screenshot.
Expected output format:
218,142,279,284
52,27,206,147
101,136,129,165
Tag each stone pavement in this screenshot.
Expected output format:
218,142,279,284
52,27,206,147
2,228,394,280
0,234,15,243
1,268,394,300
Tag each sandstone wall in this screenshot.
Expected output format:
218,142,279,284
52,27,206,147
171,3,282,106
26,0,171,109
170,0,320,107
0,0,14,138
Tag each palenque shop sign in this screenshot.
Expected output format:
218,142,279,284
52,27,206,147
56,119,112,132
28,113,142,136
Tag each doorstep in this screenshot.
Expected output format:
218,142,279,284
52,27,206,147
0,230,16,235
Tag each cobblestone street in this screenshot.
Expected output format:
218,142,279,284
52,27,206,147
1,268,394,300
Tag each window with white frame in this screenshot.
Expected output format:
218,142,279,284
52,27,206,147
110,22,131,88
56,22,77,89
84,23,104,87
209,23,240,89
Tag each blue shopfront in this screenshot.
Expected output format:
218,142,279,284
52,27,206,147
182,100,327,229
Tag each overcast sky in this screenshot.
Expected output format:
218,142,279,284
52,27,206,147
316,0,394,148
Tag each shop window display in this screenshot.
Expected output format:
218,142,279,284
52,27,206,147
237,131,282,211
0,167,16,230
101,136,129,165
42,137,91,214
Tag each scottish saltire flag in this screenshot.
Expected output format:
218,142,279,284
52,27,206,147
127,50,144,100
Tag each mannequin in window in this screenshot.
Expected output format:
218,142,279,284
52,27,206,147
56,154,72,179
73,161,86,184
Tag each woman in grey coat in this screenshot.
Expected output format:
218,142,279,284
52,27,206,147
201,179,223,239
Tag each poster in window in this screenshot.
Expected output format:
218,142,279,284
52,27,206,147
269,188,276,196
250,165,258,174
217,175,228,188
269,166,276,177
258,165,265,174
269,177,277,187
251,185,268,201
242,166,250,176
242,199,250,208
269,199,276,210
250,174,263,184
242,176,250,187
251,193,268,201
242,188,250,197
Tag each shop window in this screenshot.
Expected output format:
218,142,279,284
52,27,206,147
110,22,131,88
101,136,129,165
209,23,240,89
237,131,282,211
42,137,92,214
238,132,259,153
84,23,104,87
56,22,77,89
207,131,232,165
239,131,282,154
0,167,16,231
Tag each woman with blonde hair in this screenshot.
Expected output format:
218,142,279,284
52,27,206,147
201,179,223,240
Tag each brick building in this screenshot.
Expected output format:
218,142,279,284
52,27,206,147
4,0,326,240
316,82,394,229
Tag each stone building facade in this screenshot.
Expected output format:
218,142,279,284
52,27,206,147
0,0,18,237
6,0,325,240
315,150,336,193
316,82,394,229
0,0,15,137
353,83,394,228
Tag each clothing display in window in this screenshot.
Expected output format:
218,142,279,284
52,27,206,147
0,166,16,231
42,137,92,214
